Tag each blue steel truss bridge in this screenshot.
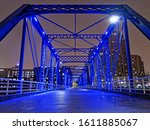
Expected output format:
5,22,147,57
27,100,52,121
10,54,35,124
0,4,150,113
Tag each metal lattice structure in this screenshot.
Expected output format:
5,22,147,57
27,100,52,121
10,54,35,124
0,4,150,90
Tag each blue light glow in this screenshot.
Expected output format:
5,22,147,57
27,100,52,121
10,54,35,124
34,17,38,22
42,31,45,35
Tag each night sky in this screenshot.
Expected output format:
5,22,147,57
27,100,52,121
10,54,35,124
0,0,150,72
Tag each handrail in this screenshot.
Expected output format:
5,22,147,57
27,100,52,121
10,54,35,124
79,76,150,95
0,78,65,96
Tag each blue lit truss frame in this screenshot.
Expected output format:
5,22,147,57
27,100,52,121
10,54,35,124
0,4,150,89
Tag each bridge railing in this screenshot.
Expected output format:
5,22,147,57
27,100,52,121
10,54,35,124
79,77,150,95
0,78,64,96
112,76,150,94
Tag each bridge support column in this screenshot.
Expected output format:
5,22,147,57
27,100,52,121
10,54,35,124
48,53,54,89
19,18,27,81
56,60,60,85
124,18,133,80
64,70,68,88
89,60,95,86
104,37,112,90
39,37,46,90
18,18,27,93
97,54,102,89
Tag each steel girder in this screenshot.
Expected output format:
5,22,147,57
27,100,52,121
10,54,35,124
64,66,87,70
1,5,150,41
56,48,93,53
48,34,102,39
27,5,124,14
59,56,89,63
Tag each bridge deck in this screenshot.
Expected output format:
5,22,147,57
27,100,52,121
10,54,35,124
0,88,150,113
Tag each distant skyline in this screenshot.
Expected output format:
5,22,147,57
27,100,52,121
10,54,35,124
0,0,150,72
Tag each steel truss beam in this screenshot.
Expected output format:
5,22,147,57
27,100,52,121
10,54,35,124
63,66,87,70
59,56,88,63
27,5,124,14
1,4,150,41
56,48,93,53
47,34,102,39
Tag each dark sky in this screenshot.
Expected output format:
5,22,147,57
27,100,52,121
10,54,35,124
0,0,150,72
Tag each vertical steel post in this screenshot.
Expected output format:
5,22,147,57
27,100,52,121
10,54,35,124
56,60,60,85
64,70,68,88
18,18,27,81
90,61,94,86
40,37,46,84
40,37,47,91
104,37,112,90
49,52,54,87
124,18,133,80
97,54,102,89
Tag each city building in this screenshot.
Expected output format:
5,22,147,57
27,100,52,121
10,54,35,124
0,64,34,80
131,55,145,77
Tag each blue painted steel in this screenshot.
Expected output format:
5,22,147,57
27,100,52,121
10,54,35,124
18,19,27,81
64,70,68,88
104,37,112,90
56,48,90,54
89,60,95,85
27,5,124,14
59,56,89,63
39,15,74,34
124,18,133,80
1,4,150,42
30,17,46,38
26,22,40,82
56,60,60,85
96,54,102,89
122,5,150,40
90,24,116,61
30,17,59,61
39,38,46,85
1,4,150,87
0,5,28,41
48,53,54,85
77,15,110,34
31,23,40,81
48,34,102,39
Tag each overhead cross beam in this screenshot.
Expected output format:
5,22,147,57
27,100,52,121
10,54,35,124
1,4,150,41
63,66,87,70
56,48,94,53
27,5,124,14
47,34,102,39
59,56,89,63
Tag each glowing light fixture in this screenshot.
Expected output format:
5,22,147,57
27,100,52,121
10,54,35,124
109,15,120,24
